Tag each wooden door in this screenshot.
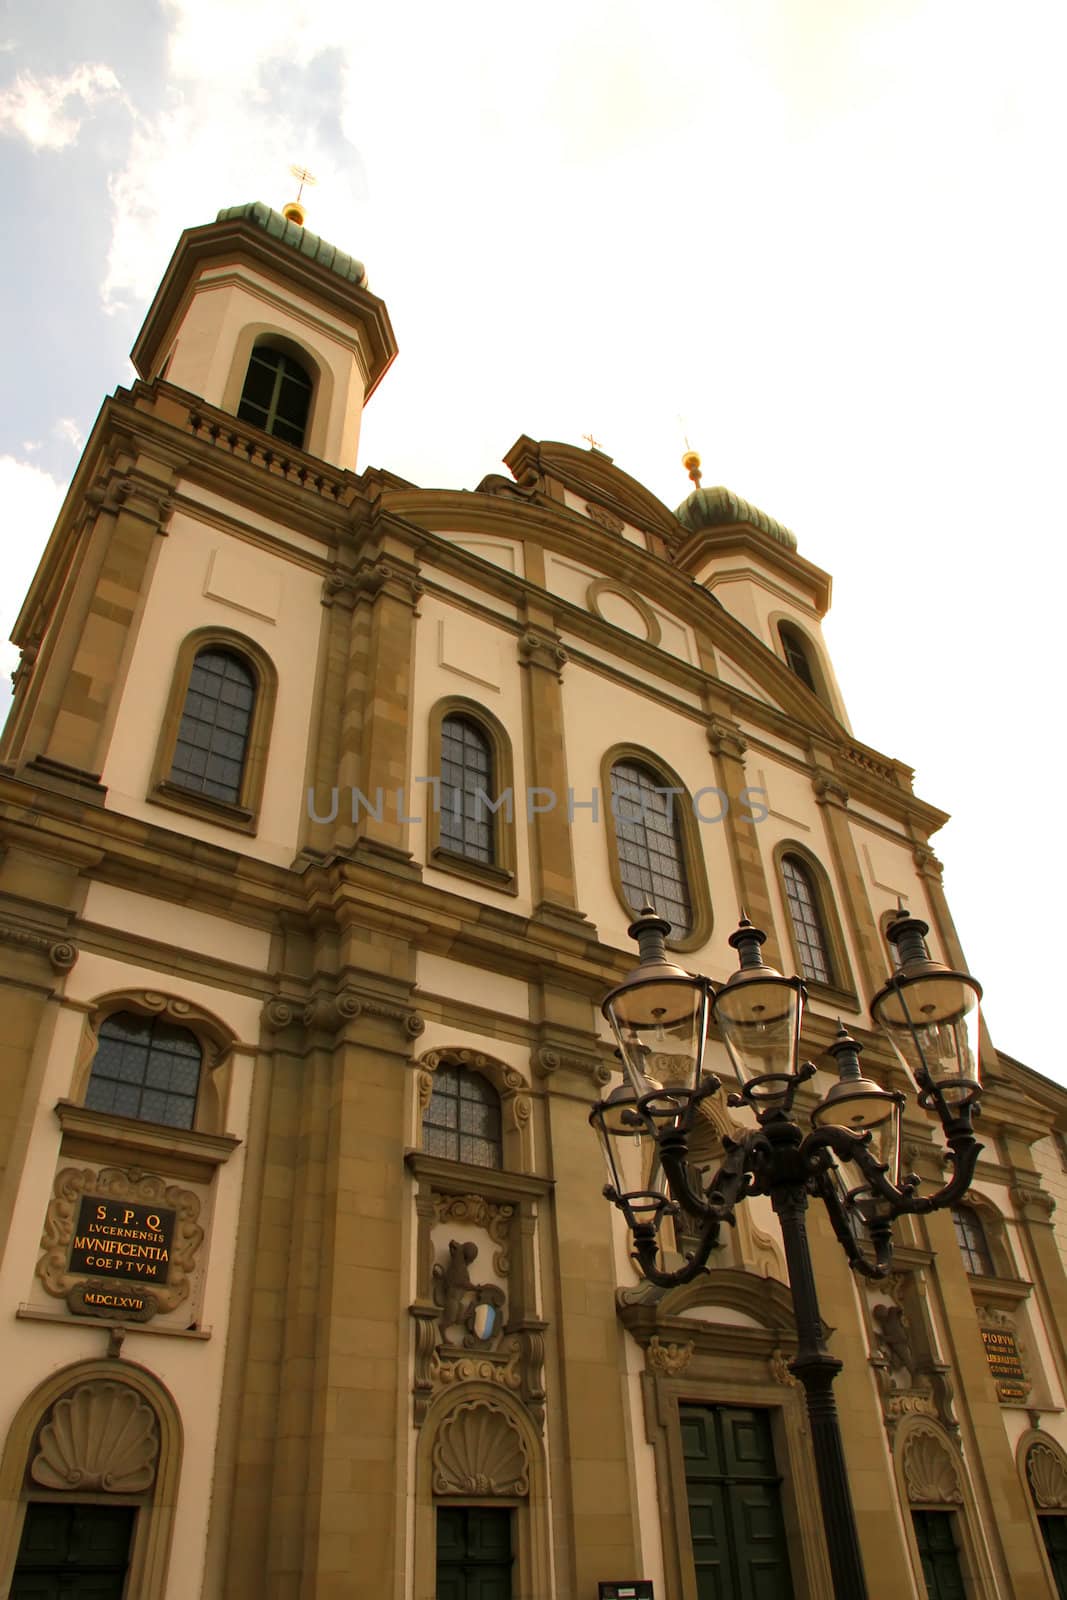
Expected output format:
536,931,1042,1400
681,1404,795,1600
912,1510,967,1600
436,1505,512,1600
1041,1515,1067,1600
10,1502,135,1598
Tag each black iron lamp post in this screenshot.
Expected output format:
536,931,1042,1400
590,906,984,1600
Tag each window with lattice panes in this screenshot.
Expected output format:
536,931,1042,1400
237,345,313,448
952,1204,995,1276
423,1063,502,1169
440,716,495,865
85,1010,202,1130
169,647,256,805
781,854,833,985
609,760,692,938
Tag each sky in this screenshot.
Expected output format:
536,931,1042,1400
0,0,1063,1079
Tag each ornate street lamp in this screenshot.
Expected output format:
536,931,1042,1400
591,906,983,1600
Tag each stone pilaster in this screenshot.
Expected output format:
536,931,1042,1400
921,1205,1054,1596
329,536,423,874
809,758,886,1001
517,614,587,930
21,455,178,791
706,713,783,968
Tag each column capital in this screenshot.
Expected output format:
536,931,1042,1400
518,626,567,679
813,767,850,809
706,715,747,760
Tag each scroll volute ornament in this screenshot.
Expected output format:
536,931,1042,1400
903,1425,963,1505
1028,1441,1067,1510
432,1400,529,1497
31,1381,160,1492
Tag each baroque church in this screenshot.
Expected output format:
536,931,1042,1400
2,198,1067,1599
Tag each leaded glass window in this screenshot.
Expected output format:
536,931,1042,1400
440,716,494,864
782,854,833,985
423,1063,502,1168
952,1204,994,1276
169,648,255,805
237,345,313,448
85,1010,202,1129
610,760,692,938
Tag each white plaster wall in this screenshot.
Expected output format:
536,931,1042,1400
81,882,272,972
163,264,370,469
101,509,323,865
0,950,259,1599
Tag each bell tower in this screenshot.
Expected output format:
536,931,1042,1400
131,201,397,470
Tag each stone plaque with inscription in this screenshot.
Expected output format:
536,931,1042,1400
68,1197,176,1284
981,1326,1029,1403
37,1165,204,1321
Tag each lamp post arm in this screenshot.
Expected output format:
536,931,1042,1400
631,1131,758,1286
891,1124,984,1215
809,1161,894,1280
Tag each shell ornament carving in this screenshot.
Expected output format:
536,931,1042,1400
1027,1442,1067,1509
432,1400,529,1497
31,1381,159,1492
903,1426,963,1505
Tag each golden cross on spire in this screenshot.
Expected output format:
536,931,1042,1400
283,165,318,227
582,432,603,451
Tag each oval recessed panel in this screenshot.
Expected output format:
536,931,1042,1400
592,587,652,641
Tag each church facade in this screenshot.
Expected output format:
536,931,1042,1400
1,201,1067,1598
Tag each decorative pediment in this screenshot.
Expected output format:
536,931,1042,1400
503,436,682,545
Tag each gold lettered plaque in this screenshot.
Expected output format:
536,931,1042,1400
981,1326,1030,1403
37,1166,203,1322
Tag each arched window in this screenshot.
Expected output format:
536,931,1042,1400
85,1010,202,1130
237,344,313,448
169,647,256,805
440,715,495,865
778,621,819,696
781,854,832,985
609,759,692,938
952,1205,994,1276
422,1063,502,1169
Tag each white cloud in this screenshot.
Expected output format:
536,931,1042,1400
0,456,66,731
55,417,84,451
0,62,125,151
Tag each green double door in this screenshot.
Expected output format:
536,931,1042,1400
10,1503,135,1597
681,1404,795,1600
1040,1516,1067,1599
911,1511,966,1600
436,1506,512,1600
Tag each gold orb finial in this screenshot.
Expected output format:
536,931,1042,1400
682,448,702,487
284,164,317,229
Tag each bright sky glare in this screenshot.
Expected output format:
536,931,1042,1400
1,0,1063,1078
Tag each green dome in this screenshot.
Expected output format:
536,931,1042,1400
675,485,797,551
216,202,368,288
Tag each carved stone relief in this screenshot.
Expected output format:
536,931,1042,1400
31,1381,160,1492
903,1425,963,1504
433,1240,507,1347
646,1337,693,1376
409,1161,547,1431
432,1400,529,1497
1027,1441,1067,1510
867,1272,957,1435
